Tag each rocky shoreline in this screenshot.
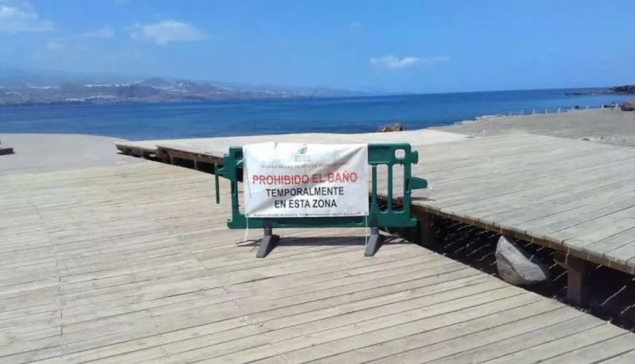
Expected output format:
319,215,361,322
566,84,635,96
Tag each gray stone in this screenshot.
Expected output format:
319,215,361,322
495,235,549,286
621,100,635,112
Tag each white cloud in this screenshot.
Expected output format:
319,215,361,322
369,55,449,70
131,20,204,46
0,0,53,33
75,26,114,39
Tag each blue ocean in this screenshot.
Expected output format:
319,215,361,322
0,88,624,140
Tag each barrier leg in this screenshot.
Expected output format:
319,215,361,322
364,226,383,257
257,223,280,258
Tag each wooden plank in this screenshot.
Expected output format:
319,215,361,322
482,323,627,364
3,155,635,363
293,304,581,364
424,154,635,215
604,242,635,268
407,146,635,209
480,176,635,229
163,290,535,364
598,349,635,364
425,314,606,364
580,227,635,260
537,333,635,364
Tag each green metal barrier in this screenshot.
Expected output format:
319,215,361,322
214,143,428,258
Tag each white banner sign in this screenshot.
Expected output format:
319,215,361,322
243,142,369,218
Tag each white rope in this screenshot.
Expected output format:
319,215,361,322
244,216,250,242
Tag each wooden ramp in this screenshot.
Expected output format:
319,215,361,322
114,129,471,159
1,162,634,363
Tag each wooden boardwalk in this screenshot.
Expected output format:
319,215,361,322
411,134,635,276
2,162,635,363
117,131,635,280
115,130,470,160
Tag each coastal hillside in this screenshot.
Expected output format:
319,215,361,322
0,68,367,106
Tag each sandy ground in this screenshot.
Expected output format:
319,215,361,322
434,108,635,148
0,133,145,175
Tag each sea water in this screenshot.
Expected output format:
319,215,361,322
0,88,623,140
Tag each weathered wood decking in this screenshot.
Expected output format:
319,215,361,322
116,131,635,279
115,130,470,160
1,162,635,363
413,134,635,274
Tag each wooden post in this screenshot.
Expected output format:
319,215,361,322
160,150,170,164
553,252,590,306
566,255,589,306
418,212,437,249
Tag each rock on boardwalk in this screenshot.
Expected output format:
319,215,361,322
495,235,550,286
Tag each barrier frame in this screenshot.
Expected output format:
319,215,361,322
214,143,428,257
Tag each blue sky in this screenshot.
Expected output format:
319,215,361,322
0,0,633,93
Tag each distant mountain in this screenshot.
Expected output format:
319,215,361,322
206,80,368,97
0,67,370,106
